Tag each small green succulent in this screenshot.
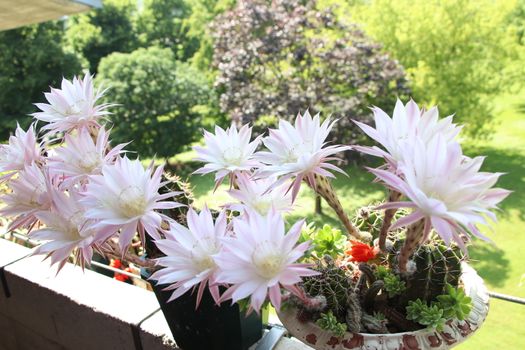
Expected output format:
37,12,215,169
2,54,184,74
406,299,447,331
383,273,407,297
316,311,347,337
374,265,406,297
374,265,390,280
302,224,348,258
436,284,472,320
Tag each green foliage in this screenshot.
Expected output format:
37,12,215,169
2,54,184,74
301,224,347,258
507,0,525,45
316,311,347,337
135,0,196,60
351,0,522,138
96,46,214,158
437,284,472,320
66,0,138,72
406,299,446,331
0,22,82,139
373,311,386,322
184,0,236,70
405,284,472,330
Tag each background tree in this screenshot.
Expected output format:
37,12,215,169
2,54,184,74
211,0,409,149
135,0,197,60
96,46,214,158
350,0,522,137
0,22,81,139
65,0,138,72
184,0,236,71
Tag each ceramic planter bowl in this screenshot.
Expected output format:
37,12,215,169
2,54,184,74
278,263,489,350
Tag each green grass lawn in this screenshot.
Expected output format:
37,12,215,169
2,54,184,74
180,91,525,348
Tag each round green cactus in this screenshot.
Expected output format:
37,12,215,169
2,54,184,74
302,257,354,320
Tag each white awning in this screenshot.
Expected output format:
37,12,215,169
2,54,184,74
0,0,102,31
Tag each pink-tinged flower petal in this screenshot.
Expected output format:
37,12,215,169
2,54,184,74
0,163,54,230
256,111,350,201
151,207,228,307
390,210,425,230
32,73,112,135
215,209,315,313
353,99,461,170
0,123,42,180
193,124,261,188
81,156,181,249
369,124,508,249
47,127,125,188
28,189,97,270
226,173,293,216
268,284,282,311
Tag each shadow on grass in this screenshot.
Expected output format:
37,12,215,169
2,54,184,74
463,145,525,220
469,242,510,288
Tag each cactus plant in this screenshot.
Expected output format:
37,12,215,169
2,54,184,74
361,312,389,334
353,205,384,239
302,257,354,321
345,292,362,332
145,172,194,260
389,236,463,307
160,172,194,224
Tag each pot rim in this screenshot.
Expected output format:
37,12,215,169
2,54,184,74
278,262,489,349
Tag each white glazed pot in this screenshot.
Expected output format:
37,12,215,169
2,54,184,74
278,263,489,350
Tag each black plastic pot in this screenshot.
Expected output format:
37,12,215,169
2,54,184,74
144,271,263,350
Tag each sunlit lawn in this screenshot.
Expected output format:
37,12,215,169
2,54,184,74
176,90,525,348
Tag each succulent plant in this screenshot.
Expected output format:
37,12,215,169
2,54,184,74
353,205,408,243
316,311,347,337
302,224,348,259
436,284,472,320
353,205,384,238
406,299,447,331
372,265,406,297
383,273,407,297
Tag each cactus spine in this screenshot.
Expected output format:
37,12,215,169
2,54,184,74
302,257,354,321
397,239,462,307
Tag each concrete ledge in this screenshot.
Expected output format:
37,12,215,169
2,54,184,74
0,238,312,350
0,238,178,350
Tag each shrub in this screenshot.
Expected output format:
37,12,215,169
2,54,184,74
211,0,409,149
97,46,213,158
